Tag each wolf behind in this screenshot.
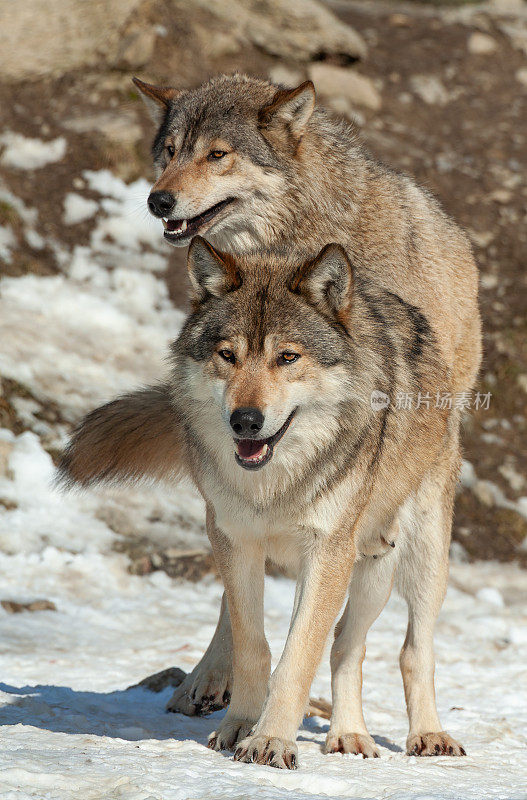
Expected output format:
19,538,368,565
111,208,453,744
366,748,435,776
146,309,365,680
61,236,474,767
134,72,481,399
123,72,481,726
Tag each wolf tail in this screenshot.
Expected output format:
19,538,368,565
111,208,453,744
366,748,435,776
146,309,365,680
57,383,185,489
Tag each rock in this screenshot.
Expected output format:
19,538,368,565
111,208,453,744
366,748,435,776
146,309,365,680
389,14,411,28
489,188,513,203
119,27,157,67
1,0,366,82
0,0,142,80
1,599,57,613
128,667,187,693
269,65,304,88
410,75,449,106
468,32,498,54
162,0,366,67
63,111,142,147
489,0,524,11
239,0,366,62
309,64,382,110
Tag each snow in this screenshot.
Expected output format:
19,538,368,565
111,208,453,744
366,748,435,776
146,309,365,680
0,173,526,799
63,192,99,225
0,480,526,799
0,133,67,170
0,223,16,262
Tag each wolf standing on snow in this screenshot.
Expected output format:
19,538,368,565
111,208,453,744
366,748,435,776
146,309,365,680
60,75,481,766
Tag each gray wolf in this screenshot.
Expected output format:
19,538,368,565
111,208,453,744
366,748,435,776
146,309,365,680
126,73,482,725
60,236,473,767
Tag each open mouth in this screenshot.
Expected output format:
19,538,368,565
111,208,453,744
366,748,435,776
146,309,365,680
234,409,297,471
162,198,236,243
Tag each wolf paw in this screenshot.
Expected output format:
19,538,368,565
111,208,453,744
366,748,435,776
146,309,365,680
166,666,231,717
234,735,298,769
325,732,380,758
208,718,255,752
407,731,466,757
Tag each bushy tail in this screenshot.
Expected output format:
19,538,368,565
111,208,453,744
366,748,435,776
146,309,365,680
57,384,186,488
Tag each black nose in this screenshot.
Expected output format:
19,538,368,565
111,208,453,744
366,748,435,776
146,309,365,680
230,408,264,438
148,190,175,217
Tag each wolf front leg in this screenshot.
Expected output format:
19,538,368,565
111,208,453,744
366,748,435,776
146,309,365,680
396,434,466,757
234,528,355,769
326,552,397,758
207,512,271,752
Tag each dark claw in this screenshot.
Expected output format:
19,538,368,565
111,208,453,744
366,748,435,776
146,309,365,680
460,747,467,756
222,689,231,704
449,746,453,754
390,540,396,547
268,751,275,762
373,751,380,758
435,744,440,753
290,753,297,769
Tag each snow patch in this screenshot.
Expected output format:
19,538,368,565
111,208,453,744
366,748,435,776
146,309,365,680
63,192,99,225
0,133,67,170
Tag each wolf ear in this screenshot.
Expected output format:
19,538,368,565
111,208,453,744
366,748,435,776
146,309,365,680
132,77,180,123
187,237,241,303
259,81,315,143
292,244,354,321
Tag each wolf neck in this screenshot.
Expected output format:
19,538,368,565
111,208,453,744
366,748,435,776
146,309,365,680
211,111,368,256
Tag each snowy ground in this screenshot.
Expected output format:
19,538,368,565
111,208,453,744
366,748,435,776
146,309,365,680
0,474,526,800
0,158,526,798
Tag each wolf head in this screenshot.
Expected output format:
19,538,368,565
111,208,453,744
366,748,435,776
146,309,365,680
133,74,317,251
172,237,366,482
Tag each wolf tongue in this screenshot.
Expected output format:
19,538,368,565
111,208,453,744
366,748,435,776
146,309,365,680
237,439,265,459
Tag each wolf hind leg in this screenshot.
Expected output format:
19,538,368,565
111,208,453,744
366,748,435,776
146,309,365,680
166,592,233,716
395,435,466,757
326,552,397,757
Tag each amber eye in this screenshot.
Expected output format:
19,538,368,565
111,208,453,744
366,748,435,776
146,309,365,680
279,352,300,365
218,349,235,364
208,150,227,160
166,144,175,158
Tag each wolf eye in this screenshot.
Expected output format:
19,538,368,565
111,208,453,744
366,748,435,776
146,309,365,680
218,349,235,364
208,150,227,160
166,144,175,158
278,352,300,365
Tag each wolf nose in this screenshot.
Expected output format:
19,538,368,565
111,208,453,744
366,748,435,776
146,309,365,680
148,190,175,217
230,408,264,438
